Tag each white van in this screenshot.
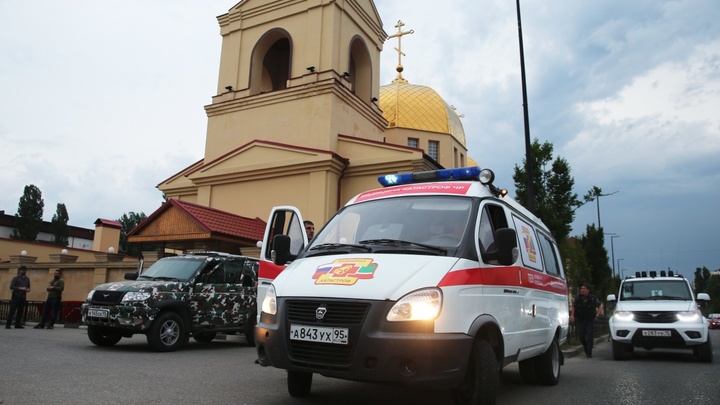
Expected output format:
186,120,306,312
255,166,569,404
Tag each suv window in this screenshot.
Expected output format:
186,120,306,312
620,280,692,300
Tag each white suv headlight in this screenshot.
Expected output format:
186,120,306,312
121,291,151,303
261,285,277,315
613,311,634,321
386,288,442,322
677,310,701,322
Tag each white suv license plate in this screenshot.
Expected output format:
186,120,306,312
290,324,349,345
642,330,671,337
88,308,109,318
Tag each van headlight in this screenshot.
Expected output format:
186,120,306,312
261,285,277,315
386,288,442,322
122,292,151,303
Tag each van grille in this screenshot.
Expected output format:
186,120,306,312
286,300,370,367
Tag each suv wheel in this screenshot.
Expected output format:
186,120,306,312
147,312,185,352
243,309,257,347
534,337,561,386
694,336,713,363
612,339,632,360
452,339,498,405
87,325,123,347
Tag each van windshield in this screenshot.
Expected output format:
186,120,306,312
308,196,473,255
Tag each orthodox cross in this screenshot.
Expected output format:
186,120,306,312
387,20,414,83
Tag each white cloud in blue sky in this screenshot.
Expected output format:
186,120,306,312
1,0,718,278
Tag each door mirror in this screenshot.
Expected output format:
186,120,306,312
481,228,518,266
272,234,296,265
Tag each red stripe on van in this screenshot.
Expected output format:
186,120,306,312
258,259,286,280
438,266,568,295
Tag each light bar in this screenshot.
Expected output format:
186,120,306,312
378,166,483,187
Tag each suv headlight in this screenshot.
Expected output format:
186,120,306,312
386,288,442,322
122,292,151,303
261,285,277,315
86,289,95,301
677,310,701,322
613,311,634,322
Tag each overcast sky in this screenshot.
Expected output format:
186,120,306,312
1,1,718,279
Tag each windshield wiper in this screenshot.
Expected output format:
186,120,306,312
358,239,447,255
152,276,180,281
309,243,372,252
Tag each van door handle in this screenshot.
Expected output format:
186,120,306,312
503,289,519,294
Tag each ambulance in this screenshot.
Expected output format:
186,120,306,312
255,166,569,404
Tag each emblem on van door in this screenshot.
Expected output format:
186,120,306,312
313,258,378,286
316,307,327,320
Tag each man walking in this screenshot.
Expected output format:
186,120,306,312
570,282,601,358
6,266,31,329
34,269,65,329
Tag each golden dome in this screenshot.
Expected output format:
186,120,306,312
379,81,466,146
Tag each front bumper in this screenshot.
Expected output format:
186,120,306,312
255,298,473,388
81,302,158,332
610,318,709,349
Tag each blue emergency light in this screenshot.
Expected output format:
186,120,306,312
378,166,484,187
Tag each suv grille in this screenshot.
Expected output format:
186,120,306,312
286,300,370,367
632,311,678,323
90,291,125,305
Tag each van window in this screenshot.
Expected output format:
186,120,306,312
478,204,509,264
537,234,563,278
512,215,543,271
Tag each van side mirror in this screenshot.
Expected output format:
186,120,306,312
482,228,518,266
272,234,296,266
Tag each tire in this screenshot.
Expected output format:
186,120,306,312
87,325,123,347
452,339,498,405
287,370,313,397
243,309,257,347
518,357,537,384
695,336,713,363
612,339,631,361
534,338,561,386
193,331,217,343
147,312,185,352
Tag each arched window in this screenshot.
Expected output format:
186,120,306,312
348,36,372,103
249,29,292,95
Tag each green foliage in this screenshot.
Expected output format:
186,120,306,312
118,212,147,256
513,139,583,243
576,224,613,301
51,203,70,246
11,184,44,241
563,238,592,294
694,267,720,314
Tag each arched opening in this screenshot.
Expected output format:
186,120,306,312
249,29,292,96
348,36,372,103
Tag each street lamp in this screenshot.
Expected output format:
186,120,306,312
595,190,618,229
609,234,621,279
617,258,624,279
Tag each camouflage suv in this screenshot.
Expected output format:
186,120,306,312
81,252,258,352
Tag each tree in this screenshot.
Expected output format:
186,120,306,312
513,139,584,252
563,237,592,293
577,224,613,301
11,184,45,241
50,203,70,246
118,212,147,256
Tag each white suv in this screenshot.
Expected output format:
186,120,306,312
607,271,712,362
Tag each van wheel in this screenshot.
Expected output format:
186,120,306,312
534,337,560,386
612,339,631,360
193,331,217,343
695,336,713,363
287,370,312,397
87,325,122,347
452,339,498,405
147,312,185,352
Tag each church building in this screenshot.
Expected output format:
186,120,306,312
129,0,473,256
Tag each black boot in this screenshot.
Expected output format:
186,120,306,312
34,324,44,329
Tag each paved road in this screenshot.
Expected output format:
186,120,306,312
1,324,718,404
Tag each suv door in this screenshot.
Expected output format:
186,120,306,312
192,259,247,326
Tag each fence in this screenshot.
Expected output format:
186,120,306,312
0,300,84,326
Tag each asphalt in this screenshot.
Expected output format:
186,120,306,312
562,334,609,358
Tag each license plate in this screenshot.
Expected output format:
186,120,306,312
642,330,671,337
289,324,349,345
88,308,109,318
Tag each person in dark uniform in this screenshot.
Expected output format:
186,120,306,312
35,269,65,329
570,282,601,358
6,266,31,329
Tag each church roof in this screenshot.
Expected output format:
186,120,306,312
379,81,466,146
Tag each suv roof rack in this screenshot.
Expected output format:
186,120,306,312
633,270,684,279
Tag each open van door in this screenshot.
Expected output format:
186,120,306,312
256,206,308,321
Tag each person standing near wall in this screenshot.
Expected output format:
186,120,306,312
6,266,31,329
34,269,65,329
